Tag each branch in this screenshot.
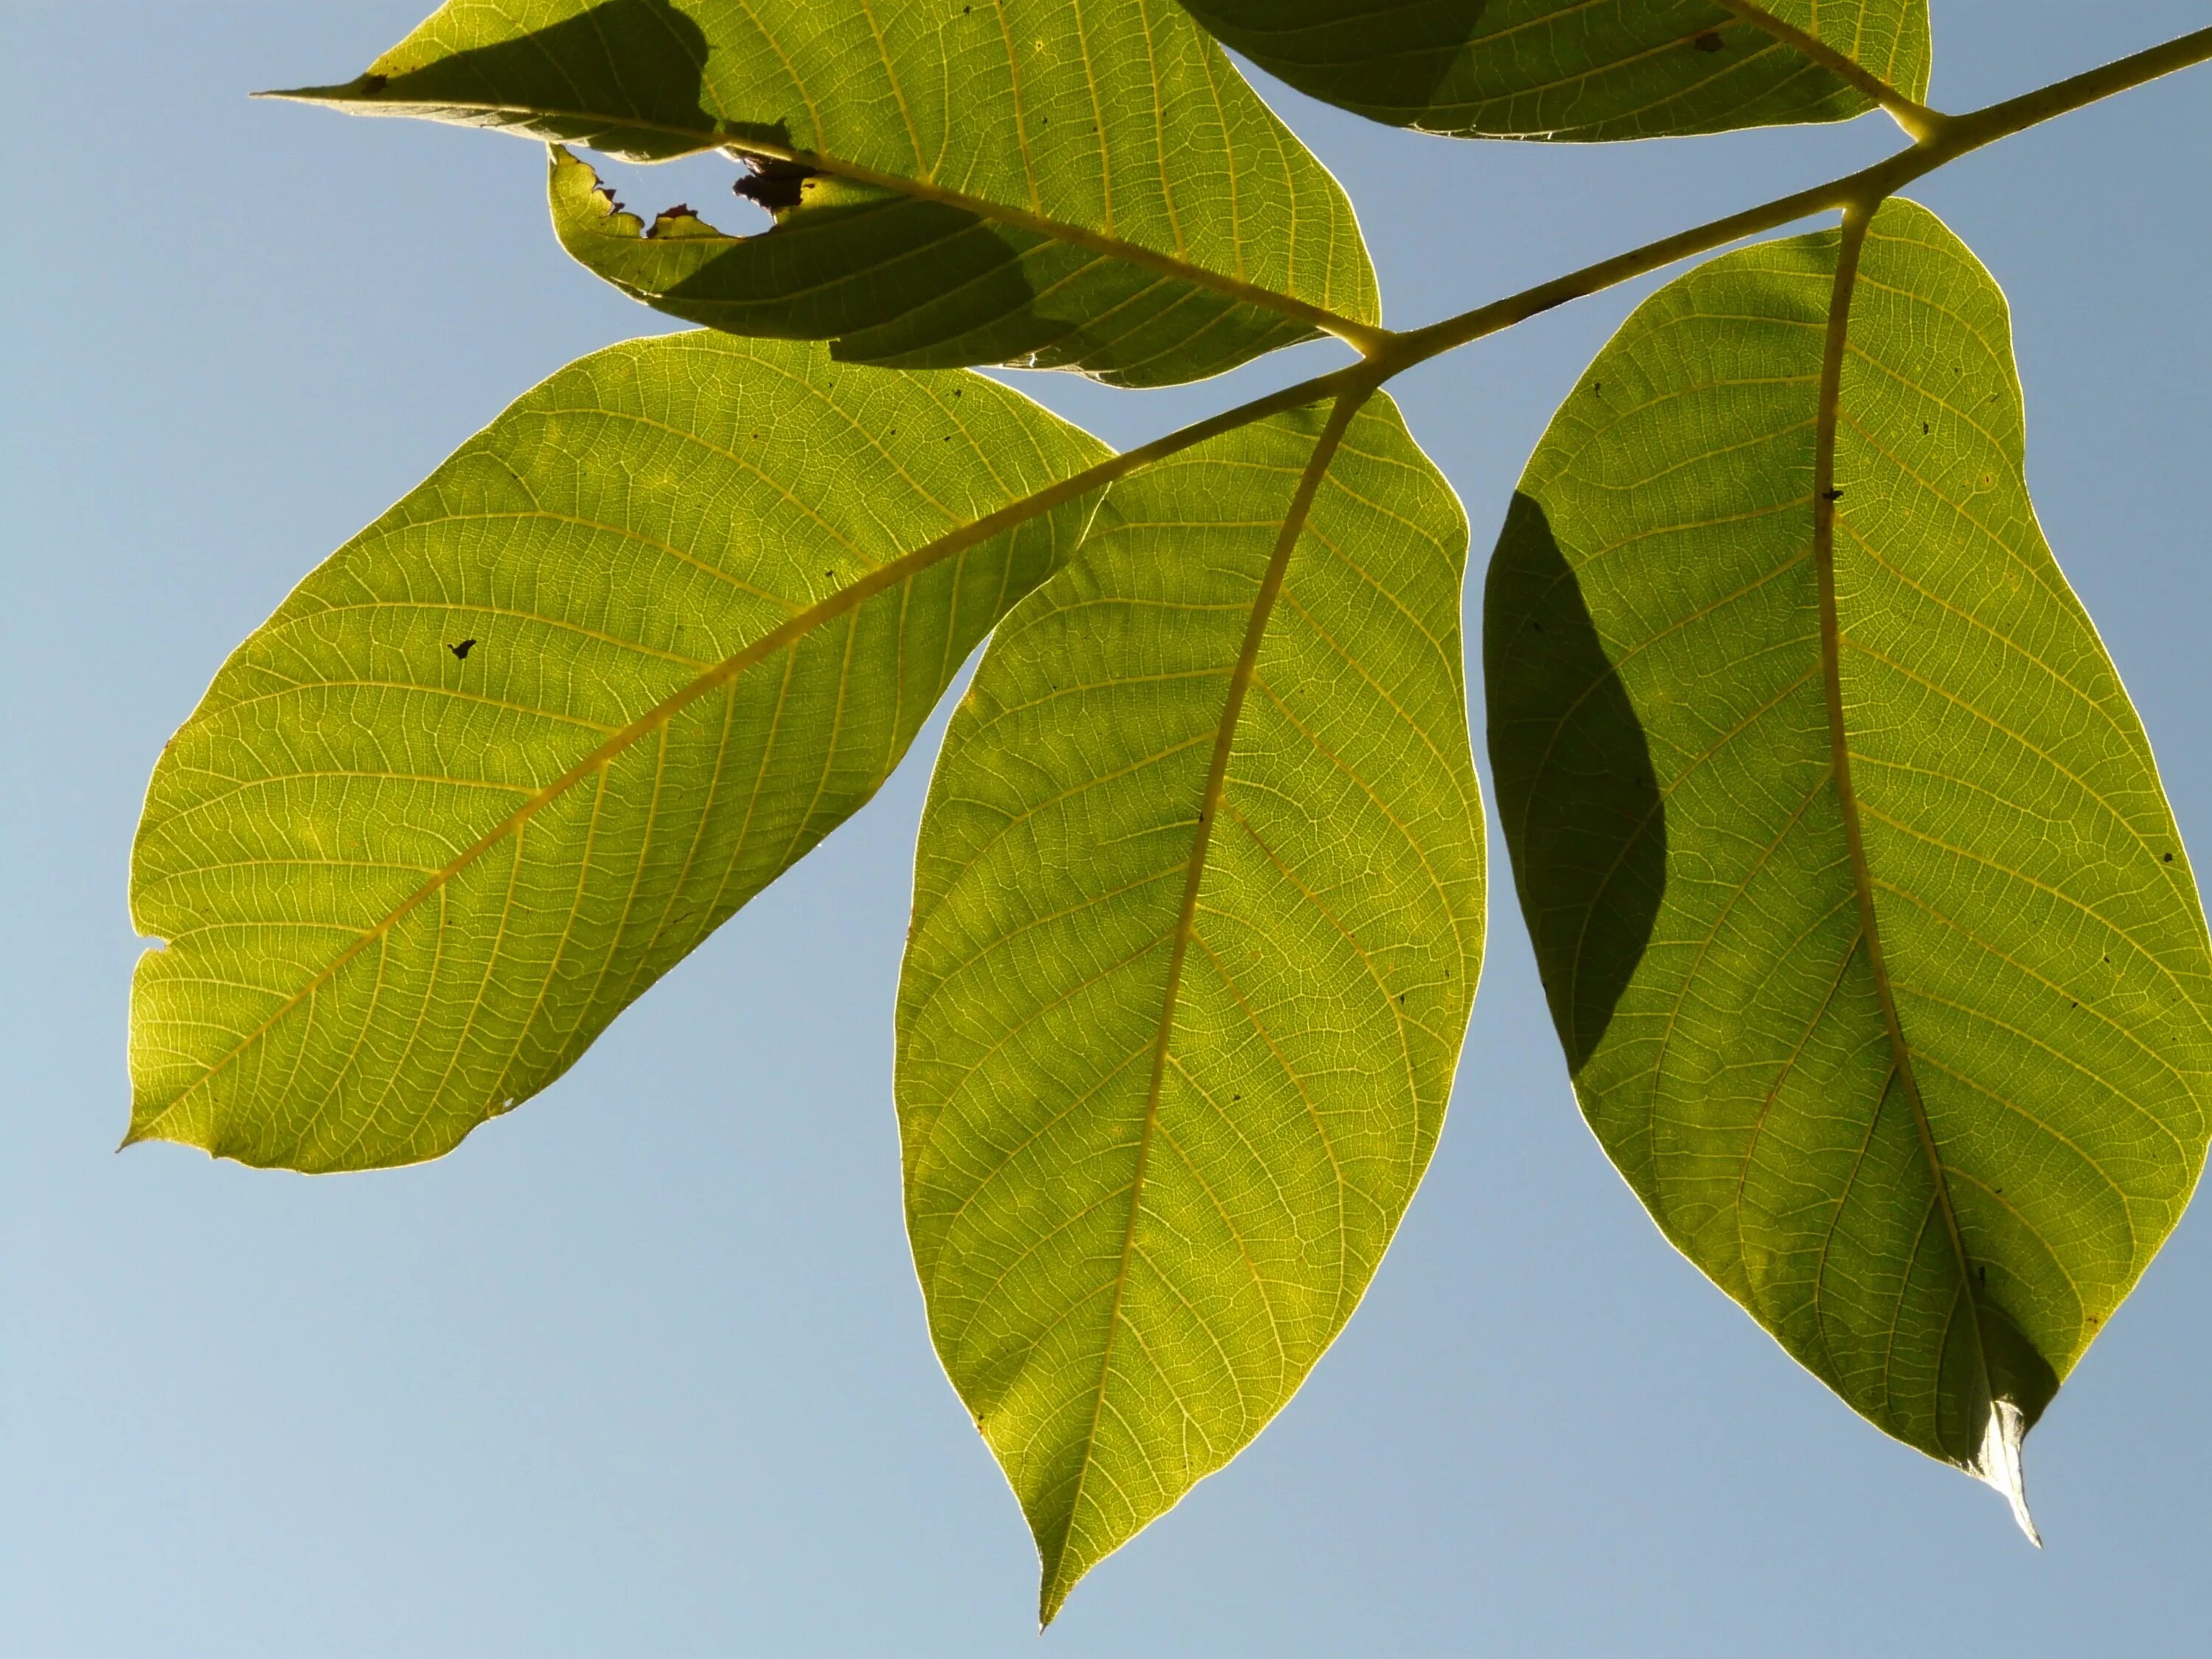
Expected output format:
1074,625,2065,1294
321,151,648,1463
1378,24,2212,370
929,23,2212,565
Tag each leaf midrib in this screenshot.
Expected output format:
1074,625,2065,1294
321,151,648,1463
275,91,1385,351
1810,204,2005,1474
1046,392,1365,1618
128,451,1127,1147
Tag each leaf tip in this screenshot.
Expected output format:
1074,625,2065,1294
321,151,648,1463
253,73,389,107
1975,1397,2042,1547
114,1115,171,1155
1032,1522,1088,1630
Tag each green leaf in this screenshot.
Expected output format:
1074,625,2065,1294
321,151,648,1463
1486,197,2212,1530
1178,1,1930,142
128,333,1108,1172
276,0,1382,385
897,393,1484,1619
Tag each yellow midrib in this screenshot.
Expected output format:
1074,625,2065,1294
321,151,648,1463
1043,392,1366,1621
1809,203,1998,1455
131,448,1140,1146
279,92,1386,352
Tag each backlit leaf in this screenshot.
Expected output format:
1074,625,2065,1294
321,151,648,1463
898,393,1484,1618
277,0,1382,385
1486,198,2212,1529
128,333,1107,1171
1180,1,1930,142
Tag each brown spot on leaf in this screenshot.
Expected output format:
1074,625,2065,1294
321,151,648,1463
1691,31,1725,52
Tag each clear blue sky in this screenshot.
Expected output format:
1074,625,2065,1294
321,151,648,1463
4,4,2208,1654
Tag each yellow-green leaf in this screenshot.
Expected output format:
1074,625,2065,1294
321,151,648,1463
128,333,1107,1171
277,0,1382,384
898,393,1484,1619
1486,198,2212,1531
1180,1,1931,142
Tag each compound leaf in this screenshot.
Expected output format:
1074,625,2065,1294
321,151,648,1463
1180,1,1930,142
277,0,1380,386
1486,198,2212,1529
898,393,1484,1620
128,333,1107,1171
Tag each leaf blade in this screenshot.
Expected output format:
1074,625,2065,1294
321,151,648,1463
1178,0,1931,142
899,393,1484,1618
129,333,1107,1171
1485,198,2212,1516
280,0,1382,382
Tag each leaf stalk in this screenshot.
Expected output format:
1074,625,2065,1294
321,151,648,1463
1712,0,1951,144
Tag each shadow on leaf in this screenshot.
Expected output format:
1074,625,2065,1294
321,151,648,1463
1484,490,1664,1072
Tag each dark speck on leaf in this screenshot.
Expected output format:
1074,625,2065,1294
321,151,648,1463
2165,852,2175,863
1921,422,1930,434
1691,31,1725,52
449,639,476,660
360,72,389,93
732,153,818,212
1822,487,1845,502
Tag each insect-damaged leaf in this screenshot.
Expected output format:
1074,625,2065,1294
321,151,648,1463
128,333,1106,1171
899,394,1484,1620
275,0,1380,386
1179,1,1930,142
1486,198,2212,1528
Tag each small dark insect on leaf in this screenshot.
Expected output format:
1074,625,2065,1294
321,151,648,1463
1691,31,1725,52
449,639,476,660
2165,852,2176,863
732,152,819,212
359,72,389,93
1921,422,1930,434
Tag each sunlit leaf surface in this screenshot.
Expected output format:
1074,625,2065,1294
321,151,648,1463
900,394,1484,1618
129,333,1106,1170
1180,0,1930,141
1486,199,2212,1528
281,0,1380,384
